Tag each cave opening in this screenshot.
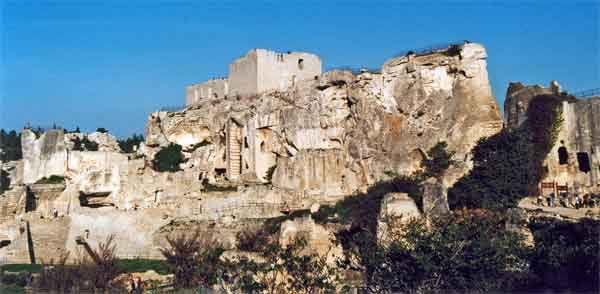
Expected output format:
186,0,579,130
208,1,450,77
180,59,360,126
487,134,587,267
558,146,569,165
577,152,591,173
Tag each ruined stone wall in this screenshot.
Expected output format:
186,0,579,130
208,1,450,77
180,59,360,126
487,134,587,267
229,50,259,98
256,50,321,94
186,78,229,106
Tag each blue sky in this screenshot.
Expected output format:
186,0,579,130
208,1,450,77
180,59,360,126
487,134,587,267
1,0,598,138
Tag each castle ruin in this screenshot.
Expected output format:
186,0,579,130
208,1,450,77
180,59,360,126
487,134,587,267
186,49,322,105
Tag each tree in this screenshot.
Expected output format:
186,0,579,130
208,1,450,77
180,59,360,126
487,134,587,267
96,128,108,133
152,143,183,172
0,129,22,162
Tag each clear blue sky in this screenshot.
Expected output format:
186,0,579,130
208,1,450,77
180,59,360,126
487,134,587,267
2,0,598,138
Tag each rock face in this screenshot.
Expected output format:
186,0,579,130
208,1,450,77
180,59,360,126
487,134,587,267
22,129,68,184
1,43,504,263
504,82,600,194
422,178,450,217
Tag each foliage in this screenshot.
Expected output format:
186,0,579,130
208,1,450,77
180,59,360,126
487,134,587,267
1,170,10,193
116,259,169,275
96,127,109,133
34,175,65,185
160,230,225,289
35,237,124,293
449,95,565,211
1,264,43,274
225,238,339,294
338,210,532,293
236,228,272,252
118,133,145,153
1,271,30,287
527,217,600,291
152,143,184,172
73,136,99,151
264,165,277,182
0,129,22,162
421,142,455,179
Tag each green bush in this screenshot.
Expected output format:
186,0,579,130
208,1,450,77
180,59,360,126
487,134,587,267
116,259,169,275
339,210,532,293
117,134,144,153
95,128,108,133
152,143,184,172
35,175,65,185
0,129,22,162
1,170,10,193
72,136,99,151
528,217,599,291
421,141,455,179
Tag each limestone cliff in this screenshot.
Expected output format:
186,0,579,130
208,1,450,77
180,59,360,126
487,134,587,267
1,42,503,263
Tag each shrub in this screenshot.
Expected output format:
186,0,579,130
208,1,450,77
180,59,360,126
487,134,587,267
225,237,339,293
160,230,224,289
528,217,600,291
35,175,65,185
117,133,145,153
421,141,455,179
73,136,99,151
116,259,169,275
0,129,22,162
339,211,532,293
96,128,108,133
236,228,272,252
152,143,184,172
0,170,10,193
263,165,277,182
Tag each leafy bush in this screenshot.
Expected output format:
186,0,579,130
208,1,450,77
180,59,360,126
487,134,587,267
528,217,600,291
421,141,455,179
236,228,271,252
117,134,145,153
263,165,277,182
160,230,224,289
339,210,532,293
1,170,10,193
116,259,169,275
225,237,340,293
35,175,65,185
152,143,184,172
96,128,108,133
0,129,22,162
72,136,99,151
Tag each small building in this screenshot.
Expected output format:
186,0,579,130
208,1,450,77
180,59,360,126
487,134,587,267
186,49,322,106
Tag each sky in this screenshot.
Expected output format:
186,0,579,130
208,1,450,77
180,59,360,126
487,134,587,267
1,0,598,138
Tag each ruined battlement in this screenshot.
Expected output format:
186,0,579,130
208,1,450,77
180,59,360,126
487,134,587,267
186,49,321,106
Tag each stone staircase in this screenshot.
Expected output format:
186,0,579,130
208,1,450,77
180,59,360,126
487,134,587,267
228,124,242,178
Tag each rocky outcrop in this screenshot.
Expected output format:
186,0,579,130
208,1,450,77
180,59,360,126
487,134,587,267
2,43,505,263
422,178,450,217
22,129,68,184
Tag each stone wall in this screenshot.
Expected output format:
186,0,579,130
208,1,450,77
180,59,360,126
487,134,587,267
229,49,259,98
186,78,229,106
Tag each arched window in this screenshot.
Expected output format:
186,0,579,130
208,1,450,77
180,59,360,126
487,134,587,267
577,152,591,173
298,59,304,70
558,147,568,165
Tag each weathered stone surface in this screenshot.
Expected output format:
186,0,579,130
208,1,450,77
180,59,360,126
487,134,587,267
22,129,68,184
422,178,449,217
2,43,505,263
